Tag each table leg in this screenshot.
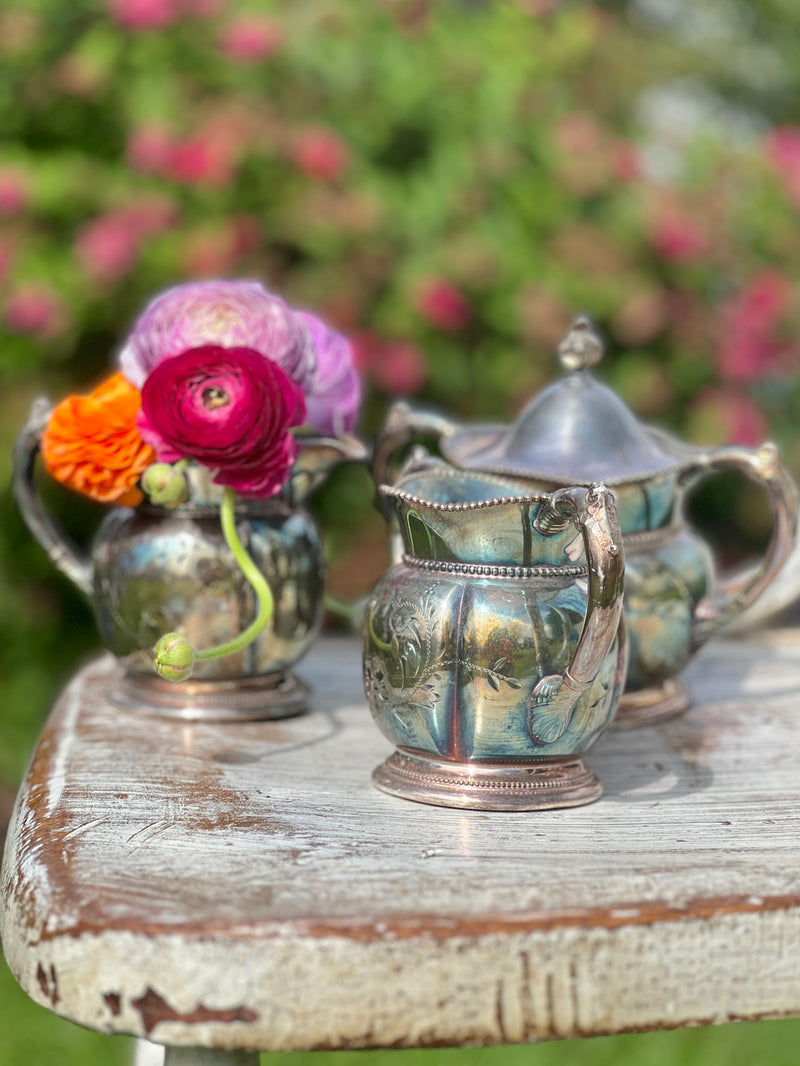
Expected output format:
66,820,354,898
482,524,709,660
163,1049,259,1066
133,1039,166,1065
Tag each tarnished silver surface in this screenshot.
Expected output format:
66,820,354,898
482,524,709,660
13,400,365,719
364,457,627,811
372,319,799,728
109,664,311,722
372,751,602,811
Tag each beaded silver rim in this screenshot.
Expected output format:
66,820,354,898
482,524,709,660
402,554,588,579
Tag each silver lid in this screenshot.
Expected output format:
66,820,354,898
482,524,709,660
440,317,680,485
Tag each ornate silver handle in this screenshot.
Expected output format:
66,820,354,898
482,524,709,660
529,484,626,744
288,432,368,505
679,442,799,648
372,401,459,497
12,398,94,597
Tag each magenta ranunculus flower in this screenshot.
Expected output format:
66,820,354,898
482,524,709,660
120,280,317,393
297,311,361,436
137,345,306,499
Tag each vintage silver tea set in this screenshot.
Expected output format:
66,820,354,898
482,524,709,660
14,317,799,812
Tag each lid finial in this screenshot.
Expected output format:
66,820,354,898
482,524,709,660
558,315,603,372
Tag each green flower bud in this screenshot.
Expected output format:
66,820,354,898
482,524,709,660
154,632,196,683
141,463,189,508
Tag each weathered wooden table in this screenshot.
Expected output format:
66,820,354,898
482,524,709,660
3,630,800,1065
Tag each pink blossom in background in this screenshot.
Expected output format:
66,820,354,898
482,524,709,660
551,113,618,196
648,200,709,263
107,0,180,30
554,113,604,156
4,284,68,339
75,198,178,282
613,285,668,347
166,135,236,187
689,387,767,447
610,139,640,182
292,129,349,182
765,126,800,208
219,16,282,62
415,278,471,331
0,168,27,214
125,193,180,235
126,124,174,175
354,331,427,395
180,216,261,277
75,212,140,281
715,271,790,383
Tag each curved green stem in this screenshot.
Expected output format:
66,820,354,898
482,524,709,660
194,487,274,663
323,591,364,628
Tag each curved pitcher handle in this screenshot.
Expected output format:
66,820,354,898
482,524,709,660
288,433,369,505
678,442,799,648
12,398,94,597
528,484,626,744
372,401,458,504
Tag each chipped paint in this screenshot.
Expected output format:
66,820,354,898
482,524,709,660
131,987,258,1038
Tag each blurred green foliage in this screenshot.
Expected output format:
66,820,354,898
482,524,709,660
3,1,800,1061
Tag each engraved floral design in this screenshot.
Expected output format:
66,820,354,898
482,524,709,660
366,585,446,714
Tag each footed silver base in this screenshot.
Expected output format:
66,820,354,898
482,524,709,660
615,677,690,729
373,750,602,811
109,668,310,722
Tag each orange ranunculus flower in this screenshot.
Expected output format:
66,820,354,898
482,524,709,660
41,373,156,506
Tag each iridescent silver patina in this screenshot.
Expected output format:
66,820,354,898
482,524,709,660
14,398,366,721
364,452,627,810
373,318,798,727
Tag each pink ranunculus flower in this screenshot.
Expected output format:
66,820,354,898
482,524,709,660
119,279,318,393
297,312,361,436
138,345,306,499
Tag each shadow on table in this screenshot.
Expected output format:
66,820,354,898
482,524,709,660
589,705,714,803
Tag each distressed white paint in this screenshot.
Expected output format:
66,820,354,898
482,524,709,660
2,631,800,1051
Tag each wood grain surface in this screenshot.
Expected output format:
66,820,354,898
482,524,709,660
3,630,800,1051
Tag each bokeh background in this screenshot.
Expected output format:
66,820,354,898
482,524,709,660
3,0,800,1062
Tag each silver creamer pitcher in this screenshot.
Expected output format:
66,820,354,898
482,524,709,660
364,453,627,811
